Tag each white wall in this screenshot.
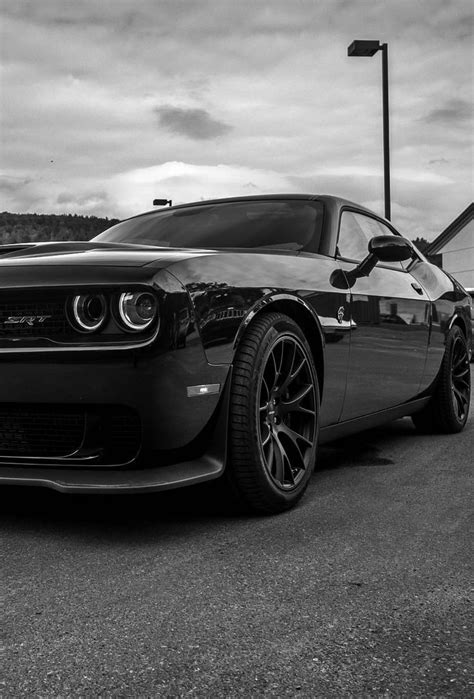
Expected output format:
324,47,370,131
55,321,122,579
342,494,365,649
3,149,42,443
439,220,474,287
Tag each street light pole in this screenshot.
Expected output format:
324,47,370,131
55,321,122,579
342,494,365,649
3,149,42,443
348,39,391,220
380,43,391,221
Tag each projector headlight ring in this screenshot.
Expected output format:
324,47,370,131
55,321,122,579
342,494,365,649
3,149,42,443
118,291,158,332
71,293,107,333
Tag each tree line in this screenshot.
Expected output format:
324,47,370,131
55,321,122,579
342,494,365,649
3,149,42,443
0,212,120,245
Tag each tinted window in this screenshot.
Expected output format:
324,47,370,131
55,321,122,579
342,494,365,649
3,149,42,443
337,211,403,270
94,200,323,251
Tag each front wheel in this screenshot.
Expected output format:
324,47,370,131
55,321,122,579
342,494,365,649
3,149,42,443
227,312,320,514
412,325,471,433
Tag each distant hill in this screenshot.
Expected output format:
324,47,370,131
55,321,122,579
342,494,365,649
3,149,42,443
0,212,120,245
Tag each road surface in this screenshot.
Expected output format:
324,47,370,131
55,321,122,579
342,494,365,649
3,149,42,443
2,379,472,696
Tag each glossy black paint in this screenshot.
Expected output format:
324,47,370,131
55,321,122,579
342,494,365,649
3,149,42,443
0,194,471,493
368,234,413,262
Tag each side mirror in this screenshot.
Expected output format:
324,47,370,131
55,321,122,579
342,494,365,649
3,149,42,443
369,235,413,262
330,235,413,290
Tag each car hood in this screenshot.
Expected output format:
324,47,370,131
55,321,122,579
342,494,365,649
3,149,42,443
0,241,216,268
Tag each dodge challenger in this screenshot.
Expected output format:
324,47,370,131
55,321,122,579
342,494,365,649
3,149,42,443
0,195,471,513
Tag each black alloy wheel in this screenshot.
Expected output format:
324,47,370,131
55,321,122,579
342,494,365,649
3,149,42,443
258,335,317,490
450,334,471,423
227,312,319,514
412,325,471,433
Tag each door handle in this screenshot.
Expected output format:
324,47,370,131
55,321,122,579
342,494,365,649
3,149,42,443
411,282,424,295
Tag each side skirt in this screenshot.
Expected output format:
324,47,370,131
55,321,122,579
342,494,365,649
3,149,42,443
319,397,431,444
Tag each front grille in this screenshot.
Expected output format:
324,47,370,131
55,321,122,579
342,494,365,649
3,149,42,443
0,405,84,457
0,291,75,342
0,288,157,349
104,412,141,458
0,404,141,464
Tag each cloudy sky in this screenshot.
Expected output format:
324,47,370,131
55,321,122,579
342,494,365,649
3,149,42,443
1,0,472,239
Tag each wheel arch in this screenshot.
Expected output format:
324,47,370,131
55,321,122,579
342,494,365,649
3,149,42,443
233,294,325,399
448,314,468,339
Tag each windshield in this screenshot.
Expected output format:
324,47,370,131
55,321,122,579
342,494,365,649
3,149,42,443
93,200,323,251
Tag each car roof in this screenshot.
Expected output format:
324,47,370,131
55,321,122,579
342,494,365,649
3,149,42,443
124,194,378,222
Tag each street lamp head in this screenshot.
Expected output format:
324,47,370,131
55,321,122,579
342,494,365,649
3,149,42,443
348,40,380,57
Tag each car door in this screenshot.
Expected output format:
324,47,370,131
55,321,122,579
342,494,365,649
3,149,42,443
336,210,430,421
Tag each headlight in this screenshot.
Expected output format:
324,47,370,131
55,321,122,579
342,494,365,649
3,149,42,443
118,291,158,332
71,293,107,332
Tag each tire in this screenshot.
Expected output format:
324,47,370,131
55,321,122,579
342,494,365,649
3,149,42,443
412,325,471,434
227,312,320,514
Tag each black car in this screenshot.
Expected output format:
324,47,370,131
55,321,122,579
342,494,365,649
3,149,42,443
0,195,471,513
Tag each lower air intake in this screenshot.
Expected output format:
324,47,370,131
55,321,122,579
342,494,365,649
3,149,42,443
0,404,141,463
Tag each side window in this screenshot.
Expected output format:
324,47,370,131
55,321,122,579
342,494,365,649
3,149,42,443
337,212,369,261
337,212,403,270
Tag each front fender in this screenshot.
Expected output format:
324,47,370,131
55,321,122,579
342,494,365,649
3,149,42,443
232,291,326,352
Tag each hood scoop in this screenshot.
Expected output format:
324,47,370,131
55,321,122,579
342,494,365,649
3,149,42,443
0,243,37,257
0,240,215,269
0,240,162,259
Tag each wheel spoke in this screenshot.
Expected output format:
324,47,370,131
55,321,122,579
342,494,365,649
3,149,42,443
280,384,315,416
261,424,271,446
269,348,279,386
275,341,285,382
265,438,274,470
455,375,470,390
272,434,285,483
452,340,469,372
453,365,469,378
278,343,298,393
280,357,306,394
272,432,299,486
279,425,312,472
270,340,288,392
283,454,296,486
454,385,468,405
291,358,306,381
279,422,313,449
287,340,298,376
452,340,463,359
453,386,468,417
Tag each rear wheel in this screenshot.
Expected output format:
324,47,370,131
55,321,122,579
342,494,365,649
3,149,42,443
412,325,471,433
227,312,319,514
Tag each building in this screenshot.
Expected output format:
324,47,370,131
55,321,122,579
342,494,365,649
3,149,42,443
427,203,474,288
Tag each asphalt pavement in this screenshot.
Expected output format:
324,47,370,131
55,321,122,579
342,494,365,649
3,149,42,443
2,374,473,697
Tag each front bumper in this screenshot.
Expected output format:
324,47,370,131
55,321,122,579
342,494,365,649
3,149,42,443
0,456,223,493
0,263,233,492
0,347,231,493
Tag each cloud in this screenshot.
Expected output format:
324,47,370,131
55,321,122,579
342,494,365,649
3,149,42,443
56,190,111,209
428,158,449,165
154,106,232,140
107,161,292,217
424,99,472,124
1,0,472,241
0,174,33,193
